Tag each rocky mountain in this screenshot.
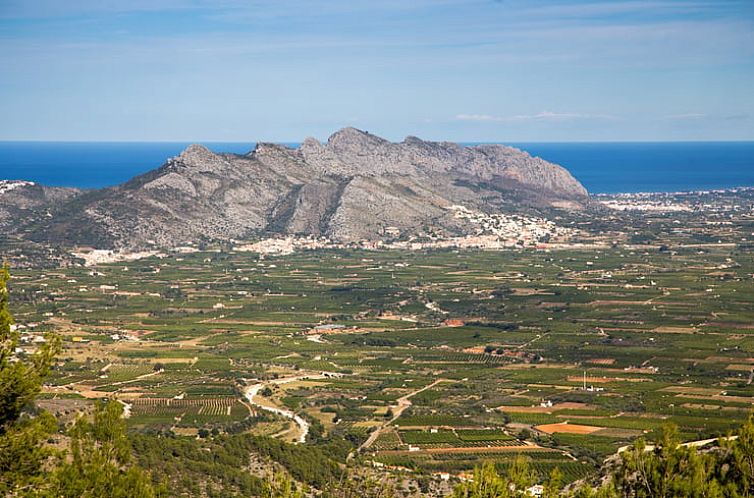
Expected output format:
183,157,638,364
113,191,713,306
7,128,588,251
0,181,80,232
0,181,82,267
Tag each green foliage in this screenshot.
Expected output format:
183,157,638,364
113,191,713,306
726,412,754,494
452,461,513,498
131,431,342,496
0,266,61,427
0,410,58,494
7,244,754,496
611,424,720,498
321,472,398,498
452,457,537,498
449,419,754,497
565,417,754,498
0,266,62,494
261,472,307,498
259,469,398,498
245,434,342,488
40,401,157,498
0,269,159,497
130,432,265,497
542,467,564,498
42,400,161,497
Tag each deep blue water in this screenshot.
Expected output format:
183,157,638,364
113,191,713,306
0,142,256,190
510,142,754,194
0,141,752,194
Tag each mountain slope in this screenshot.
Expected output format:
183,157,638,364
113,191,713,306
21,128,588,250
0,181,80,232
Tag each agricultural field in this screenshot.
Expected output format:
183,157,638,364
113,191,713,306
8,223,754,483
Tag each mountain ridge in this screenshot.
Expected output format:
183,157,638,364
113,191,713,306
2,128,588,252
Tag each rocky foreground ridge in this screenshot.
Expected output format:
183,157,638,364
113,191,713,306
1,128,588,254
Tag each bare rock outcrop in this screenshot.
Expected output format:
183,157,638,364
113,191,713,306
9,128,588,250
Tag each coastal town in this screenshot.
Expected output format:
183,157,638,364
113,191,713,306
12,186,747,267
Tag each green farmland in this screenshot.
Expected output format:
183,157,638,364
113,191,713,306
9,243,754,481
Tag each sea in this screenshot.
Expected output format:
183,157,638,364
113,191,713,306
0,141,752,194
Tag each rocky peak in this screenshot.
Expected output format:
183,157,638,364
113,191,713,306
327,127,389,149
176,144,217,166
301,137,321,148
253,142,291,155
251,142,304,172
298,137,323,156
299,128,399,176
167,144,234,176
402,136,425,145
16,128,590,253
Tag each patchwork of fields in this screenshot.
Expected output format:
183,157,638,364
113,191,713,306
11,243,754,481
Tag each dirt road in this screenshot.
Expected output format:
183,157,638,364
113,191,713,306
357,378,449,453
244,372,336,444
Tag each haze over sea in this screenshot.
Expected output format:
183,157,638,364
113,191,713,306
1,141,753,194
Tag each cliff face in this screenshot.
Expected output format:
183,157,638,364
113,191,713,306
300,128,586,199
16,128,588,250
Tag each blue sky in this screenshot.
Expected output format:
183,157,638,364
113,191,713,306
1,0,753,142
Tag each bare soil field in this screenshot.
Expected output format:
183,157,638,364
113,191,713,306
676,394,754,404
593,428,645,438
587,359,616,365
566,376,649,384
652,326,697,334
660,386,722,395
499,402,589,414
536,423,605,435
726,364,754,372
376,444,551,456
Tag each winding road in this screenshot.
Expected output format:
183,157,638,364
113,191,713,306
244,373,335,444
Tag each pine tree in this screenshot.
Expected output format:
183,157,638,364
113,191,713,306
43,400,160,498
542,467,564,498
261,471,307,498
0,265,61,494
0,267,159,497
452,461,513,498
614,424,724,498
723,412,754,495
